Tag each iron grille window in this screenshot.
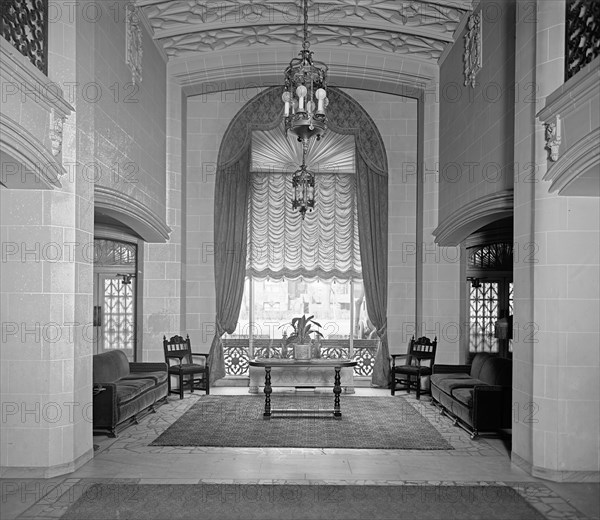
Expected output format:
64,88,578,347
565,0,600,81
1,0,48,75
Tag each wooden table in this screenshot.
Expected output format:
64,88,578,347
248,358,358,419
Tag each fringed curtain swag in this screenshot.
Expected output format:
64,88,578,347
248,172,361,280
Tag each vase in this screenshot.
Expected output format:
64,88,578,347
294,343,311,360
312,341,321,359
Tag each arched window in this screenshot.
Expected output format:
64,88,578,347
224,126,376,376
212,87,389,387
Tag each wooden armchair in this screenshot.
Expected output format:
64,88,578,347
390,335,437,399
163,334,210,399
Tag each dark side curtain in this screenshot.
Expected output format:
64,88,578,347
208,148,251,383
328,88,390,388
356,152,389,387
210,88,282,382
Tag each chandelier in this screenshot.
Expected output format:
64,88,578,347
282,0,328,217
292,140,315,218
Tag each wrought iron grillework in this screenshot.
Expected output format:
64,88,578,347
222,339,378,377
103,278,135,352
94,239,137,266
352,345,378,376
1,0,48,75
223,345,250,376
469,282,499,353
565,0,600,80
468,243,513,270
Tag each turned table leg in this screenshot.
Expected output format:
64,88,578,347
333,366,342,419
263,366,272,419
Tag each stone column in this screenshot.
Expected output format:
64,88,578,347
0,0,96,476
512,0,599,481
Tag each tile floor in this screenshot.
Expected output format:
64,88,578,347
2,387,599,519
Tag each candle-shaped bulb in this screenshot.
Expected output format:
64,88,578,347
282,91,292,117
296,85,307,111
315,88,326,113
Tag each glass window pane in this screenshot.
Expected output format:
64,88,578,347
250,278,352,340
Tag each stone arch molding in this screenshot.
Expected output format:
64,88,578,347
94,186,171,243
433,190,514,246
0,113,63,189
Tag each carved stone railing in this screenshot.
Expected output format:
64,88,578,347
0,0,48,75
565,0,600,81
222,337,379,377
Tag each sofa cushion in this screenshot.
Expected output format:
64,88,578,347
452,388,473,408
121,371,168,385
469,353,494,379
434,377,484,397
478,357,512,386
431,373,472,385
116,378,155,405
93,350,130,383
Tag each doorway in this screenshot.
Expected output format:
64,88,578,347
93,238,138,361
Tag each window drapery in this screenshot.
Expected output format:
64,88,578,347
212,87,389,387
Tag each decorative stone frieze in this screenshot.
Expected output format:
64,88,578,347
49,108,65,157
126,3,143,85
544,115,561,162
463,12,482,87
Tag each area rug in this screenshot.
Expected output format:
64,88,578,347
60,483,547,520
151,395,453,449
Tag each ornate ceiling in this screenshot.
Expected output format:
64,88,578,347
137,0,472,63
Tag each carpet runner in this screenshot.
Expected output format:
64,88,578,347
60,483,547,520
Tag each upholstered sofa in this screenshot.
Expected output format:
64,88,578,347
93,350,168,437
430,352,512,439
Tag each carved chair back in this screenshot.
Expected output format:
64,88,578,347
163,334,193,365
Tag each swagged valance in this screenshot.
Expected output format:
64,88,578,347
248,126,361,280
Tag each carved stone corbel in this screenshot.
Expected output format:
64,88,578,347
126,4,143,85
544,115,561,162
463,13,482,88
49,108,65,157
